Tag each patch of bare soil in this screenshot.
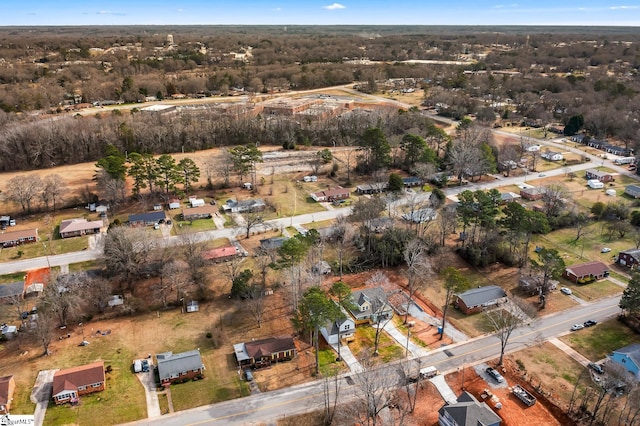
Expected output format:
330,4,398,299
410,365,570,426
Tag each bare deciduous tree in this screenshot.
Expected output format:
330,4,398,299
102,226,156,290
484,296,536,366
351,359,396,426
41,174,66,211
7,174,42,213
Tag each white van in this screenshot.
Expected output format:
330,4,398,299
419,366,438,379
133,359,142,373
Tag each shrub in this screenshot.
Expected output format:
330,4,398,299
206,332,212,339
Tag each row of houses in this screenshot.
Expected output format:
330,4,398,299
570,134,634,157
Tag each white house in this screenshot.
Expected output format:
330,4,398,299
190,198,205,207
320,316,356,345
525,144,541,152
587,179,604,189
541,151,563,161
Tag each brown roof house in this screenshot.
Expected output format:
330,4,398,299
519,187,544,201
202,246,239,263
0,375,15,414
563,261,609,284
585,169,615,183
0,228,38,248
52,361,106,405
310,187,350,202
455,285,507,315
233,336,297,369
156,349,205,386
181,205,218,221
59,218,104,239
618,248,640,270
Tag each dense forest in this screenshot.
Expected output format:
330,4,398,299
0,26,639,172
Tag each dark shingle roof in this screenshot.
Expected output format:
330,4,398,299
128,211,166,223
52,361,105,397
438,391,502,426
0,281,24,299
456,285,506,308
244,336,295,359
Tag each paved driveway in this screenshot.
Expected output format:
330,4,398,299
136,364,161,418
31,369,57,426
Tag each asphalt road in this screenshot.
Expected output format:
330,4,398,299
124,295,621,426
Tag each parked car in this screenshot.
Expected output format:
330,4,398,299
485,367,505,383
244,369,254,381
584,319,598,327
561,287,573,295
601,247,611,253
571,324,585,331
141,359,150,372
588,362,604,374
534,246,543,253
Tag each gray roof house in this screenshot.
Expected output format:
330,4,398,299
455,285,507,315
438,391,501,426
0,281,25,302
222,198,266,213
348,287,394,324
129,211,166,226
402,208,437,223
321,312,356,346
156,349,205,385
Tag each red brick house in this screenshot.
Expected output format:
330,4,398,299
52,361,105,404
585,169,615,183
233,336,297,369
156,349,205,386
563,261,610,283
0,228,38,248
618,249,640,269
519,187,544,201
311,187,351,202
181,205,218,221
0,375,15,414
59,218,104,238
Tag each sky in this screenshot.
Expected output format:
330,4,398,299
2,1,639,26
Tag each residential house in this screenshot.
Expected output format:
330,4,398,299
587,179,604,189
168,199,181,209
59,218,104,239
570,134,586,144
0,228,38,248
402,208,438,223
348,287,394,325
438,391,501,426
610,343,640,377
189,198,205,208
563,261,609,283
455,285,507,315
128,211,166,227
202,246,239,263
0,375,15,414
321,315,356,345
518,274,558,295
310,187,350,202
525,144,541,152
365,217,394,233
52,361,106,404
585,169,615,183
519,187,544,201
403,177,423,187
233,336,297,369
156,349,205,385
181,205,218,221
618,248,640,269
355,183,388,195
541,151,563,161
500,192,522,204
625,184,640,199
259,237,288,250
0,281,24,304
222,198,266,213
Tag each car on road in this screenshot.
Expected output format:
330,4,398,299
584,319,598,327
538,173,546,177
571,324,585,331
486,367,505,383
588,362,604,374
601,247,611,253
561,287,573,295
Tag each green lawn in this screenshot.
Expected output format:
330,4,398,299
318,348,348,376
44,341,147,426
351,325,404,364
0,236,88,262
559,319,640,361
0,271,27,284
169,374,248,411
571,279,623,301
172,216,217,232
